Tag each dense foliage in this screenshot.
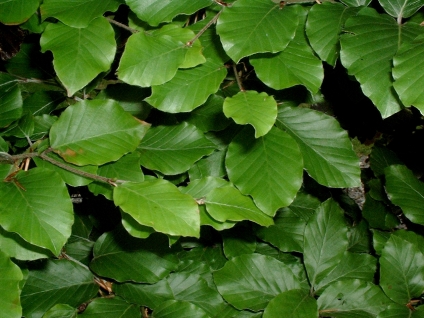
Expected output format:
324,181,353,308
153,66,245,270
1,0,424,317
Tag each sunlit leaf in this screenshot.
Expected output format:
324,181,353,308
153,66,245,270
263,289,318,318
340,0,372,6
378,0,424,19
0,250,23,318
0,0,39,24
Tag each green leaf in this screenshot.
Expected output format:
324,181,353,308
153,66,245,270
40,17,116,96
380,233,424,304
125,0,212,26
304,199,349,291
276,106,361,188
378,0,424,19
137,122,215,175
153,300,210,318
204,185,274,227
121,212,155,239
216,0,299,62
0,168,73,255
223,91,277,138
114,179,200,237
41,0,122,27
90,229,179,283
393,34,424,113
0,250,23,318
377,303,414,318
263,289,318,318
251,7,323,93
222,227,256,259
145,59,227,113
213,254,301,311
226,126,303,215
340,0,372,6
21,260,98,318
42,304,78,318
80,297,140,317
370,146,403,177
50,99,147,166
317,279,391,317
371,230,391,256
0,0,39,24
362,194,399,230
340,9,421,118
385,165,424,225
0,74,22,128
306,2,360,66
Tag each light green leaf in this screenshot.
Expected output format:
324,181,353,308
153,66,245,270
393,34,424,113
125,0,212,26
340,8,421,118
213,254,301,311
153,300,210,318
90,229,179,283
276,106,361,188
137,122,215,175
114,179,200,237
0,168,73,255
318,279,391,317
226,126,303,215
0,0,39,24
50,99,147,166
385,165,424,225
223,91,277,138
340,0,372,6
263,289,318,318
188,150,227,180
380,233,424,304
251,7,323,93
80,297,140,317
21,260,98,318
0,250,23,318
42,304,77,318
378,0,424,19
145,59,227,113
40,0,122,27
377,303,414,318
0,74,22,128
204,185,274,227
304,199,349,291
121,212,155,239
216,0,299,62
40,17,116,97
306,2,360,66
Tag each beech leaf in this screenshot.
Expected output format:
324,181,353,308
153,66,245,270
263,290,318,318
0,250,23,318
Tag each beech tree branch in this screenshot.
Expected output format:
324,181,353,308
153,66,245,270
186,9,223,46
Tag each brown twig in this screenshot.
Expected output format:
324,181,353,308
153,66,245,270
106,17,139,34
232,64,245,92
186,9,223,46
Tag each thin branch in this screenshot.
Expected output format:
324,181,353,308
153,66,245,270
106,17,139,34
186,9,223,46
232,64,245,92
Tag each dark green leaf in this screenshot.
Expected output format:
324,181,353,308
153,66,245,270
80,297,140,318
369,146,402,177
263,289,318,318
362,194,399,230
0,74,22,128
42,304,78,318
222,227,256,259
152,300,210,318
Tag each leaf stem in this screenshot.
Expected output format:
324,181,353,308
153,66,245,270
186,9,223,46
106,17,139,34
233,64,245,92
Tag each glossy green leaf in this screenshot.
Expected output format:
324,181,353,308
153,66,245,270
263,289,318,318
393,34,424,113
114,179,200,237
40,17,116,96
125,0,212,26
42,304,77,318
145,59,227,113
80,297,140,317
153,300,210,318
0,168,73,255
306,2,360,66
226,126,303,215
385,165,424,225
0,0,39,24
378,0,424,19
380,233,424,304
21,260,98,318
251,7,323,93
223,91,277,138
340,9,421,118
50,99,147,166
213,254,301,311
0,250,22,318
137,122,215,175
41,0,122,27
340,0,372,6
216,0,299,62
204,185,274,226
90,229,179,283
347,220,373,253
121,212,155,239
118,32,186,87
318,279,391,317
304,199,349,291
276,106,361,188
0,74,22,128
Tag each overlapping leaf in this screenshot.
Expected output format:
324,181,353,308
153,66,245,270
340,8,421,118
40,17,116,96
340,0,372,6
40,0,123,27
0,250,22,318
145,59,227,113
153,300,210,318
378,0,424,19
113,179,200,237
0,74,22,128
0,168,73,255
263,290,318,318
0,0,39,24
216,0,299,62
137,122,215,175
80,297,140,317
276,106,361,188
42,304,77,318
50,99,147,166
